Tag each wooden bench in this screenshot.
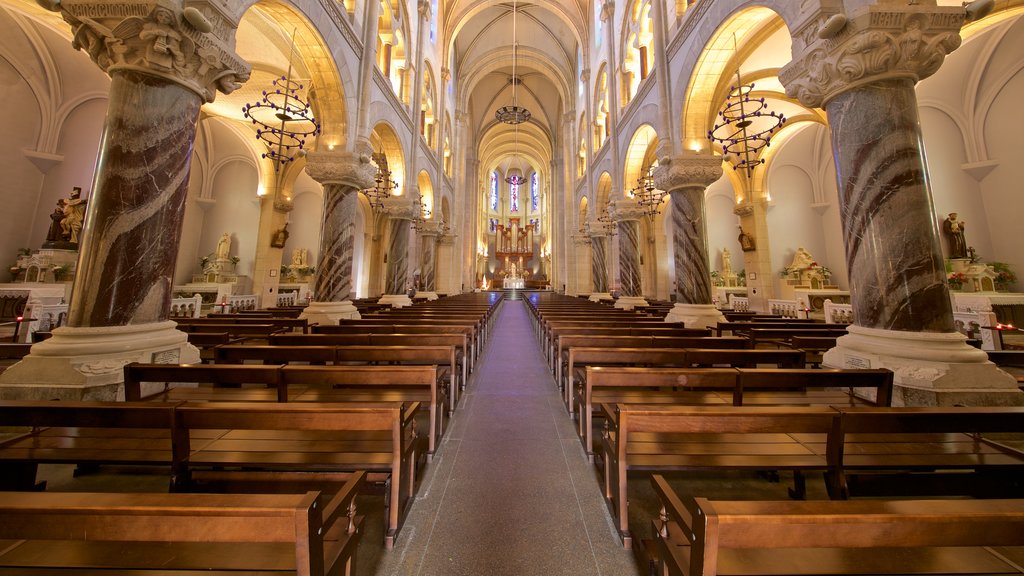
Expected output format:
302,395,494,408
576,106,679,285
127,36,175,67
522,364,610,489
0,474,364,576
125,362,447,458
547,326,712,365
715,320,843,337
319,322,479,369
0,342,32,372
743,328,848,348
649,473,1024,576
579,367,892,462
600,404,839,547
179,316,311,333
790,335,840,366
172,401,421,549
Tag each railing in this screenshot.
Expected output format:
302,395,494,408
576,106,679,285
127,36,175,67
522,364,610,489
277,291,299,307
728,295,749,311
767,298,801,319
823,299,854,324
953,310,999,350
226,294,258,312
170,294,203,319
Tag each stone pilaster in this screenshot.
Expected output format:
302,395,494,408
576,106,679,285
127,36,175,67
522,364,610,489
571,233,592,296
379,196,416,308
654,153,726,328
300,147,377,324
780,2,1020,405
1,0,250,399
589,229,612,301
415,219,441,300
609,200,648,309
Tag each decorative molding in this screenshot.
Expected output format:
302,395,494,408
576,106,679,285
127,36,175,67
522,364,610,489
382,196,417,220
305,145,377,191
609,199,646,222
733,203,754,217
46,0,251,103
317,0,361,54
961,159,998,182
22,149,64,174
780,5,964,108
653,153,723,193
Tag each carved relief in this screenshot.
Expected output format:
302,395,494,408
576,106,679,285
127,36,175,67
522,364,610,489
46,1,251,103
653,154,724,193
781,5,963,108
305,148,378,191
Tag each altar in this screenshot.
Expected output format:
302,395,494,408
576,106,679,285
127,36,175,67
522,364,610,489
794,289,851,314
503,277,525,289
953,292,1024,327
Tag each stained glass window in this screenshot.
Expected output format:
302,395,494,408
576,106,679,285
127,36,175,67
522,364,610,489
490,172,499,211
530,172,539,212
510,181,519,212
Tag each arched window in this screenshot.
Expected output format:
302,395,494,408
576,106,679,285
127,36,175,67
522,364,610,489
622,0,654,106
490,171,499,211
421,71,436,146
594,66,609,151
530,172,539,212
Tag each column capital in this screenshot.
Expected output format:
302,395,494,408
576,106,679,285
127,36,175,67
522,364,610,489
305,146,377,191
441,67,451,83
572,232,592,245
600,1,614,23
609,199,646,223
418,0,431,21
416,219,442,236
653,152,724,193
780,4,964,109
580,68,591,83
46,0,251,103
382,196,417,220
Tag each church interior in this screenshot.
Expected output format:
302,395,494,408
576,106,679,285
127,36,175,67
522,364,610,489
1,0,1023,574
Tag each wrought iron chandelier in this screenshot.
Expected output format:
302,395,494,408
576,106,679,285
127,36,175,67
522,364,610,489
630,166,665,220
362,150,397,212
411,192,432,232
242,31,320,171
707,67,785,178
595,203,618,236
494,0,530,125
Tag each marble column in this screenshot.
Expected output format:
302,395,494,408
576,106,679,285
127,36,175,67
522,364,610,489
609,200,648,310
415,220,441,299
589,230,612,301
379,196,416,308
780,2,1019,405
1,1,250,399
571,233,592,295
301,149,377,324
654,153,726,327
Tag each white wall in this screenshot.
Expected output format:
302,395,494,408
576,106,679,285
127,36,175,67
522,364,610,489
282,171,324,268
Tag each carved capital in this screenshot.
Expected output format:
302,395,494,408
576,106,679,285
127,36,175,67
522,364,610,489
441,67,451,83
653,153,724,193
417,0,431,21
572,233,591,246
780,5,964,108
382,196,417,220
608,199,646,222
305,146,377,191
416,219,442,236
580,68,591,83
733,203,754,217
600,1,614,23
47,0,250,103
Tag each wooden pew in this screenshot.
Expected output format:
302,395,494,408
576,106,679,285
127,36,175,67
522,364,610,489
125,362,447,459
0,474,364,576
319,322,479,369
178,316,311,333
715,320,844,337
600,404,839,547
172,401,421,549
649,474,1024,576
744,327,848,348
0,342,31,372
790,335,839,366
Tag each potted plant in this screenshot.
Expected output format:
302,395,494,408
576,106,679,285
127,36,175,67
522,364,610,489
947,271,966,291
990,262,1016,291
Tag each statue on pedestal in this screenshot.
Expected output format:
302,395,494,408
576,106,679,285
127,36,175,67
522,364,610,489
58,187,88,245
789,247,815,271
45,201,65,243
216,232,231,261
722,249,733,275
944,212,967,259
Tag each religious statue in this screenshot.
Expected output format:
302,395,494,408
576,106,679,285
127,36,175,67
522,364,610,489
45,201,65,243
59,187,88,244
139,6,184,71
721,248,733,274
789,247,815,270
738,227,755,252
291,248,307,268
944,212,967,259
270,223,289,248
216,232,231,260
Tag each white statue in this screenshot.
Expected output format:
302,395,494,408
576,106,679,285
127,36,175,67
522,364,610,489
721,249,733,274
216,233,231,260
291,248,307,267
789,247,815,270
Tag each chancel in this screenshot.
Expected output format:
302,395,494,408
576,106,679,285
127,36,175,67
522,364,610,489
0,0,1023,574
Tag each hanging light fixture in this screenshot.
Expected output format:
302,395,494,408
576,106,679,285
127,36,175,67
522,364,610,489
494,0,531,125
242,29,320,171
707,37,785,178
596,203,618,236
411,191,432,231
630,166,665,220
362,149,397,212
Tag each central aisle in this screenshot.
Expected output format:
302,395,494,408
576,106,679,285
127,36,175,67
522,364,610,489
370,299,640,576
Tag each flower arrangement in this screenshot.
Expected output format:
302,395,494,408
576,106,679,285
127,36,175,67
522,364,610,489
229,256,240,266
737,269,746,287
8,264,20,281
779,266,795,278
990,262,1016,290
51,264,71,281
947,271,966,290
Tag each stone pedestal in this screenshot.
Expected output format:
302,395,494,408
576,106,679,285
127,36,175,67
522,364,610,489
665,303,725,330
378,294,413,308
300,301,360,326
614,296,649,310
589,292,613,302
0,321,199,401
414,291,439,300
824,325,1023,406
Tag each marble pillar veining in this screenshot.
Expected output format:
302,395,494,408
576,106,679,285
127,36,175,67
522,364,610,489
313,185,359,302
386,220,411,294
671,188,713,305
617,220,642,298
69,71,201,327
421,233,437,291
591,235,608,293
827,78,952,333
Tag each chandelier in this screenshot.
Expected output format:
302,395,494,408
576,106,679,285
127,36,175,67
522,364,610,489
707,67,785,178
363,150,397,211
411,192,432,231
595,203,618,236
242,31,320,171
494,0,530,125
630,166,665,220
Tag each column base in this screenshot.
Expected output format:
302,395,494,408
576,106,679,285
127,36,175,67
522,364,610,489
589,293,613,302
664,303,727,330
414,291,439,301
822,324,1023,407
378,294,413,308
299,301,360,326
614,296,649,310
0,321,200,401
